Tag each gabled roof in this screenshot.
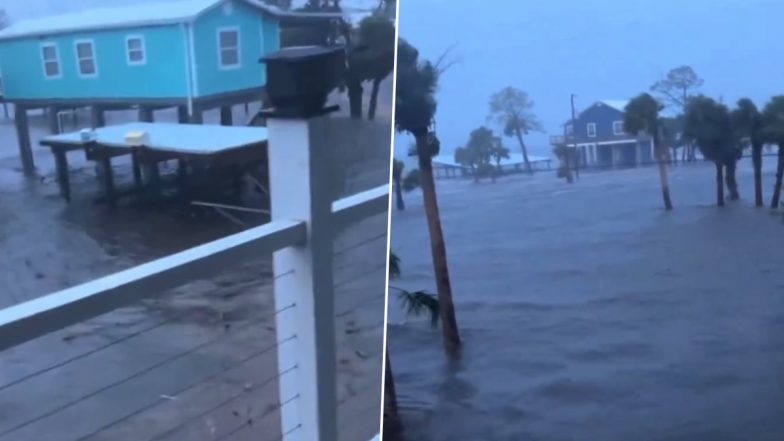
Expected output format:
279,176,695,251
563,99,629,125
0,0,314,41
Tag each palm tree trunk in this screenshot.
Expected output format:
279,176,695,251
383,349,403,439
368,78,381,121
655,140,673,210
347,80,363,119
513,128,533,174
771,144,784,209
725,161,739,200
716,162,725,206
752,143,763,207
394,175,405,210
416,134,461,354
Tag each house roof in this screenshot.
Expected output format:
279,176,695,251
599,100,630,112
0,0,336,41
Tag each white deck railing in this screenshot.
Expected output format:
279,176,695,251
0,115,388,441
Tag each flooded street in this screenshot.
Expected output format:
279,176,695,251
0,103,389,440
388,159,784,441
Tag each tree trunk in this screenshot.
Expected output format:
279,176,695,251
514,128,533,174
394,175,405,210
715,162,725,207
416,134,461,354
670,147,678,165
752,143,764,207
367,78,381,121
725,160,739,200
383,349,403,439
347,80,363,119
771,144,784,209
655,140,673,210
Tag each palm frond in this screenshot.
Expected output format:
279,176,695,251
397,289,439,328
389,252,401,279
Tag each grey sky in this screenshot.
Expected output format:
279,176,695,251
396,0,784,158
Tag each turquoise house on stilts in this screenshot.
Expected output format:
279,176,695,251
0,0,308,173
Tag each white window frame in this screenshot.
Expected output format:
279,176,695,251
217,27,241,70
125,35,146,66
587,122,597,137
612,120,625,135
74,39,98,78
565,124,573,136
40,42,62,79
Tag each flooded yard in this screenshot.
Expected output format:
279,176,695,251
388,158,784,441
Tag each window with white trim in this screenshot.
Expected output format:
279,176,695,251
565,124,573,135
613,120,624,135
126,35,146,65
41,43,61,78
587,122,597,137
75,40,97,77
218,28,240,68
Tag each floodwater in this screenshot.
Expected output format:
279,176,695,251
388,159,784,441
0,96,390,441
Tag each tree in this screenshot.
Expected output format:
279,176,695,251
683,95,737,206
488,87,542,174
624,93,673,210
392,159,405,210
355,15,396,120
395,38,461,353
762,96,784,208
455,126,496,181
491,136,510,175
650,66,704,161
731,98,765,206
660,115,686,165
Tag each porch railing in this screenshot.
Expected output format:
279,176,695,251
0,115,389,441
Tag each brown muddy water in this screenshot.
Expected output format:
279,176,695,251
388,158,784,441
0,101,390,441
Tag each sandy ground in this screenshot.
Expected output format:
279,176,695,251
388,158,784,441
0,84,391,441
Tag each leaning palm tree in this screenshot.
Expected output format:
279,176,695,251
683,95,736,206
384,252,440,440
623,93,673,210
392,159,405,210
731,98,765,206
394,38,460,353
762,96,784,208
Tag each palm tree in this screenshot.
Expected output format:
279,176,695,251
392,159,405,210
683,95,736,206
488,87,542,174
623,93,673,210
731,98,765,206
395,38,460,353
491,136,510,176
762,96,784,208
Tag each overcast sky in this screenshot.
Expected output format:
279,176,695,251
396,0,784,158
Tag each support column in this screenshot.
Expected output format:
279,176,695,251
177,106,189,124
47,106,61,134
138,106,154,123
189,109,204,124
220,105,233,126
14,105,35,175
268,111,338,441
90,105,105,129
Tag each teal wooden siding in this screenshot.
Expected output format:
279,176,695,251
0,25,189,100
192,1,279,97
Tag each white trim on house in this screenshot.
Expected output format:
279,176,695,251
612,120,624,135
217,26,241,70
40,42,62,79
565,123,573,136
573,139,642,147
125,34,146,66
0,67,4,96
188,22,199,98
182,23,195,115
587,122,596,137
74,38,98,78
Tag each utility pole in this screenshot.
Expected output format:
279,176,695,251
571,93,579,179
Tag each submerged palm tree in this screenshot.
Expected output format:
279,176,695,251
395,38,460,353
732,98,765,206
683,95,736,206
762,96,784,208
623,93,673,210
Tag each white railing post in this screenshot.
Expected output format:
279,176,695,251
268,112,339,441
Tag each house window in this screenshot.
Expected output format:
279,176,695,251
565,124,573,136
75,40,97,77
613,120,625,135
587,123,596,137
218,28,240,69
41,43,61,78
126,35,146,65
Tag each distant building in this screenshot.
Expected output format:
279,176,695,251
553,100,654,168
0,0,288,115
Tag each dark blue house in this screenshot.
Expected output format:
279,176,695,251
556,100,654,167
